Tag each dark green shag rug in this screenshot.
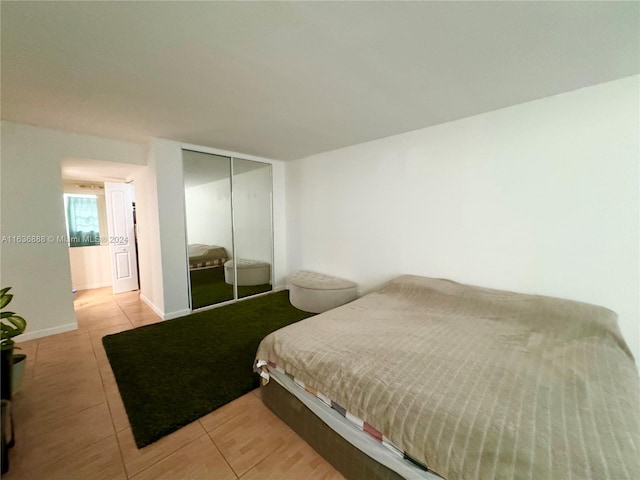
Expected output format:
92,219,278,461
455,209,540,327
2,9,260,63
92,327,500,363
102,290,314,448
189,267,272,308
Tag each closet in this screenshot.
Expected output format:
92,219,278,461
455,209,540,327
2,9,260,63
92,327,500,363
182,150,273,310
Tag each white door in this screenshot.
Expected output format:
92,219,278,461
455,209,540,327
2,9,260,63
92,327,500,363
104,182,139,293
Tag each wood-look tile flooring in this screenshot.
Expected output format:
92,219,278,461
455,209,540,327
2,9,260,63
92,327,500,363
4,287,344,480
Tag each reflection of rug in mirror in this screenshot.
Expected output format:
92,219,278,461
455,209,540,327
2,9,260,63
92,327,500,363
189,266,271,308
102,290,314,448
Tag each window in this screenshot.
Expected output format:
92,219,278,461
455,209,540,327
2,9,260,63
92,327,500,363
64,194,101,247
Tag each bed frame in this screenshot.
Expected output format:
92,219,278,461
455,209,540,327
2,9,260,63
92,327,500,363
261,379,403,480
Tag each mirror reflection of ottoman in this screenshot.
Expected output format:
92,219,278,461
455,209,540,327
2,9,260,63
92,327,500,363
224,259,271,286
290,270,357,313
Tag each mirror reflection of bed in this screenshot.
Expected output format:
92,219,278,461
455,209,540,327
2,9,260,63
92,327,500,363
188,244,233,307
183,150,273,310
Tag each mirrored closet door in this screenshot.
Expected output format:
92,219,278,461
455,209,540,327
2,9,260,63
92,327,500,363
182,150,273,310
231,158,273,299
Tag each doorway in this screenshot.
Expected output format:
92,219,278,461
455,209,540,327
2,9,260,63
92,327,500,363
60,159,143,297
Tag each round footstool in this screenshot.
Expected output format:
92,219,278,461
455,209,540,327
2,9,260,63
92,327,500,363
224,259,271,286
290,271,357,313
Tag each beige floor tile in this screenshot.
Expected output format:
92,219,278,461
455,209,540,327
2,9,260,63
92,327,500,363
76,286,113,296
76,303,122,314
117,420,208,477
32,327,85,345
13,340,37,358
77,312,131,332
32,347,100,380
15,370,107,429
34,331,94,357
10,402,114,473
252,387,262,400
91,325,134,377
102,371,131,432
75,304,120,314
200,391,261,432
119,304,157,315
122,311,158,322
14,337,38,349
97,354,116,377
90,322,134,340
129,434,237,480
209,397,296,476
75,297,121,308
122,309,159,319
129,315,163,327
114,301,140,309
4,434,126,480
73,288,114,308
76,311,125,326
240,433,345,480
114,294,144,307
34,339,98,363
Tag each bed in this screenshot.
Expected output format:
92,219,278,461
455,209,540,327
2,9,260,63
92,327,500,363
187,244,229,269
255,275,640,480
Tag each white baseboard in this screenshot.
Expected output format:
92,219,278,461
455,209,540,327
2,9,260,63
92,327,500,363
18,323,78,342
163,309,191,321
139,294,164,318
139,293,190,321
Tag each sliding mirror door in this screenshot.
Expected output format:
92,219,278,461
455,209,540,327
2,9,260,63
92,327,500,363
183,151,234,309
230,158,273,299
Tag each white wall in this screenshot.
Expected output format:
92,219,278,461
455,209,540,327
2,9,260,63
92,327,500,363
0,121,147,340
68,245,112,290
287,76,640,366
271,160,287,288
136,139,190,319
129,155,162,314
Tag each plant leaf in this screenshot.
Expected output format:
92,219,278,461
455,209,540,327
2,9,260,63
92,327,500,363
0,290,13,309
1,315,26,340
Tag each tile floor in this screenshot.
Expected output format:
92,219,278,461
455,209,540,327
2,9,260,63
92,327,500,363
3,287,343,480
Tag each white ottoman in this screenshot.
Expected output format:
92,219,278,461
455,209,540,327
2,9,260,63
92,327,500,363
290,271,357,313
224,259,271,286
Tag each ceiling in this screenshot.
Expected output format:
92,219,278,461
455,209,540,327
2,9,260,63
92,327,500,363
60,157,144,183
2,2,638,161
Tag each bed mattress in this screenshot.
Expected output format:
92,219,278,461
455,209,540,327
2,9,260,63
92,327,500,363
256,275,640,480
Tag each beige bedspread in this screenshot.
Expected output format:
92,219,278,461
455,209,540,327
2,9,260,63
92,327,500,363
256,275,640,479
188,244,228,269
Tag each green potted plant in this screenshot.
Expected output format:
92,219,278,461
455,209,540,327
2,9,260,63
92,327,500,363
1,287,27,400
